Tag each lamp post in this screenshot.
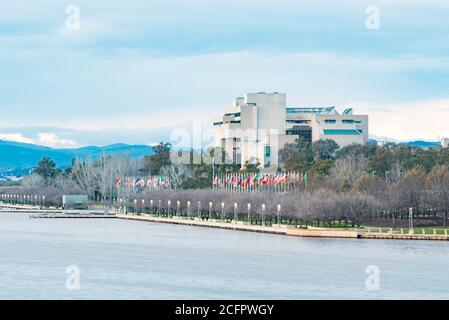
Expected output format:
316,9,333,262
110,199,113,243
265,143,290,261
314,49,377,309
221,202,225,221
197,201,201,219
261,204,266,226
150,200,153,214
176,201,180,217
209,202,213,220
133,199,137,214
168,200,171,217
141,199,145,214
247,203,251,225
277,204,282,225
187,201,191,217
233,203,238,224
158,200,162,216
409,207,414,232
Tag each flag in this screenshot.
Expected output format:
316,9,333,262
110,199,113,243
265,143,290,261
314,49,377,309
262,175,270,185
115,178,122,188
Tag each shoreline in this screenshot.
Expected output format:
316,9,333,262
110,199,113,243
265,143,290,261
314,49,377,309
115,214,449,241
2,203,448,241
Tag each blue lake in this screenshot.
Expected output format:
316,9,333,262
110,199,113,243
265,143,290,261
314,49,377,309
0,213,448,299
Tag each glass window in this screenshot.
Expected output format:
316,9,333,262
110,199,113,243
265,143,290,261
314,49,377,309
323,129,362,135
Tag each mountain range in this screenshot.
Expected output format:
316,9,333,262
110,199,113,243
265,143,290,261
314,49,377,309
0,140,154,170
0,138,442,172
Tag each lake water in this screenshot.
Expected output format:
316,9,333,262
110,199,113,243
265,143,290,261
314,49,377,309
0,212,448,299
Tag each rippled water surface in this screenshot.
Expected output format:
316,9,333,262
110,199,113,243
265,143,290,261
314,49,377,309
0,213,448,299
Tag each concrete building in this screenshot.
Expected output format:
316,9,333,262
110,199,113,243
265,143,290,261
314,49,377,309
442,138,449,148
213,92,368,169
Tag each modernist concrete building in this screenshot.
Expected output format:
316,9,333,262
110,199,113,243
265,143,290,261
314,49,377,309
442,138,449,148
213,92,368,169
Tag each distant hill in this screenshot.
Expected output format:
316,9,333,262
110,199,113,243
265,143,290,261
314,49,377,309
0,140,154,169
369,136,441,149
398,140,441,148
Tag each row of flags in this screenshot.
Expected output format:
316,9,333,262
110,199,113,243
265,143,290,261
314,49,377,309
213,172,308,193
115,176,172,190
115,172,308,193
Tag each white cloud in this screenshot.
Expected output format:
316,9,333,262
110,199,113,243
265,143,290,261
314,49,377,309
356,98,449,141
0,133,34,144
37,133,79,148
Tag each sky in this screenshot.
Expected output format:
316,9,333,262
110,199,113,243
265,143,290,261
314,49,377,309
0,0,449,147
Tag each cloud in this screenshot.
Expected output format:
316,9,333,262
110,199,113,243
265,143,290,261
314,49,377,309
356,98,449,141
37,133,78,148
0,133,34,144
1,1,449,143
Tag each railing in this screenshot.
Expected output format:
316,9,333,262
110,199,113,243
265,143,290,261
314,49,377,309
365,227,449,236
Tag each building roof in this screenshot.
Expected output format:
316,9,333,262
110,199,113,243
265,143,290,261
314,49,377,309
286,107,339,115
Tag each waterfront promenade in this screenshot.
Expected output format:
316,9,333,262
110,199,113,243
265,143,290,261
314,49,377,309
2,203,449,241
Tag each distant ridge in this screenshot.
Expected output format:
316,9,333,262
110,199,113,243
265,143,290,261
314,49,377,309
398,140,441,148
0,140,154,169
369,136,441,148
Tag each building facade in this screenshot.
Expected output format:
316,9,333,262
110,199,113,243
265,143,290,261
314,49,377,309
442,138,449,148
213,92,368,169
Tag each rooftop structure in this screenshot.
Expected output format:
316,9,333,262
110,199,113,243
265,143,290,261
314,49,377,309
213,92,369,169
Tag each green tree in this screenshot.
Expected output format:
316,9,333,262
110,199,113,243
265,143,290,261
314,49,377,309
312,139,339,160
336,143,377,159
279,138,314,171
311,160,333,176
143,142,172,175
367,145,395,176
34,157,58,185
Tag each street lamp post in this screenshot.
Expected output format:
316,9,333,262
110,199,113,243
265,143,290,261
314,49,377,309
141,199,145,214
168,200,171,217
209,202,213,220
409,207,414,232
277,204,282,225
261,204,266,226
233,203,238,224
187,201,191,217
247,203,251,225
197,201,201,219
221,202,225,221
176,201,180,217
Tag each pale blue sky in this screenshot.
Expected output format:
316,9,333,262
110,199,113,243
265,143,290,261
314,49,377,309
1,0,449,146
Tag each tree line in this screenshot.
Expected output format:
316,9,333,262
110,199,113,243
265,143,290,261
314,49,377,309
2,139,449,227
